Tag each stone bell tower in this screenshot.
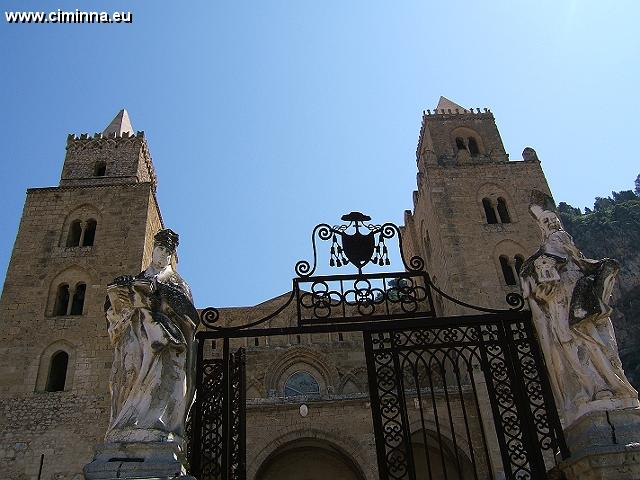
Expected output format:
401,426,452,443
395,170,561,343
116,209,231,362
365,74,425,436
402,97,553,314
0,110,164,479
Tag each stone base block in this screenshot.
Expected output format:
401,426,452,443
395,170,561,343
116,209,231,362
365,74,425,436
560,408,640,480
560,443,640,480
83,441,194,479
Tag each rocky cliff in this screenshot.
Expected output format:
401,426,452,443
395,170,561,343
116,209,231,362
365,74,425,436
558,181,640,389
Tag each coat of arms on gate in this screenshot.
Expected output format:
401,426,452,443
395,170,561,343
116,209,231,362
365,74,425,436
295,211,423,277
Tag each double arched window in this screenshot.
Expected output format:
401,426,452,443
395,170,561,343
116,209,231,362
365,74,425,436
499,255,524,286
482,197,511,224
66,219,97,247
53,282,86,316
452,127,483,158
455,136,481,156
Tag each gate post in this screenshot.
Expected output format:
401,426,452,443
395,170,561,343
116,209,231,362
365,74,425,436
190,336,205,477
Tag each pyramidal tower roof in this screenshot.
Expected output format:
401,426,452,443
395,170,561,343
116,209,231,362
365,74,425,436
435,96,467,112
103,109,133,136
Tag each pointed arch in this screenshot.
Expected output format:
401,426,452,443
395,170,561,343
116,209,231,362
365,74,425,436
493,239,528,287
59,203,101,248
476,183,519,224
35,340,76,392
47,266,93,316
251,428,372,480
450,126,485,158
337,370,366,395
264,346,338,396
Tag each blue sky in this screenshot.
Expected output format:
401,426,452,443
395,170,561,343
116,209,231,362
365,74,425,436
1,1,639,308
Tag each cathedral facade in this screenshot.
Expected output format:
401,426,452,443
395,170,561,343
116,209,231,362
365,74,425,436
0,98,554,479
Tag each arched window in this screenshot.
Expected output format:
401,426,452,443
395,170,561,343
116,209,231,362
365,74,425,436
482,198,498,224
54,284,70,316
70,283,86,315
46,350,69,392
499,255,517,286
66,220,82,247
82,219,97,246
284,371,320,397
94,161,106,176
455,137,466,151
497,197,511,223
468,137,480,156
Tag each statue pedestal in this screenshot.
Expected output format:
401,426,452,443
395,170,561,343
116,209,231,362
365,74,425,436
559,408,640,479
83,442,195,479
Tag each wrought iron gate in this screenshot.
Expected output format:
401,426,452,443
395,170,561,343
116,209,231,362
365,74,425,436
188,213,568,480
364,313,568,480
191,341,246,479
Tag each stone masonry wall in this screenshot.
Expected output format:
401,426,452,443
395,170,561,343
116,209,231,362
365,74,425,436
418,111,508,163
404,151,552,315
60,134,156,191
0,182,161,479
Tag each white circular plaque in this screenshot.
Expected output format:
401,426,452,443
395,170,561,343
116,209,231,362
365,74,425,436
299,404,309,417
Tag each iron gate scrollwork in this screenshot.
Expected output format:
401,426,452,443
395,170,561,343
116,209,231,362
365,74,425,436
191,341,246,480
364,314,567,480
190,212,568,480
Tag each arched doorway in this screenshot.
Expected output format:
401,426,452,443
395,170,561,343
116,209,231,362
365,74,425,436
255,438,365,480
412,429,476,480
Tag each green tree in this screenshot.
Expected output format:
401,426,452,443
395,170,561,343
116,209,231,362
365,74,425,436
593,196,614,212
612,190,638,203
558,202,581,216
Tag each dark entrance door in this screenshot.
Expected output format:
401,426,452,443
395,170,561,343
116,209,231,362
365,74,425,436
187,213,568,480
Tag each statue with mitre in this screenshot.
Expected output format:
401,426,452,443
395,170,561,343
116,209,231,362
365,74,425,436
104,228,199,445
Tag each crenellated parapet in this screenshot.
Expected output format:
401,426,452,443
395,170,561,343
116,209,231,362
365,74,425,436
424,106,492,116
61,114,157,191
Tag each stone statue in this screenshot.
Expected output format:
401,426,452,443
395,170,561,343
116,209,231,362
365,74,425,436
104,228,199,445
520,191,638,425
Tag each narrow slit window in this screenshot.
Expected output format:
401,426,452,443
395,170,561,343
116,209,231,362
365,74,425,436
46,351,69,392
254,338,259,347
338,332,344,342
482,198,498,224
423,230,432,260
82,219,97,246
70,283,86,315
54,284,70,316
66,220,82,247
497,198,511,223
500,255,517,286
